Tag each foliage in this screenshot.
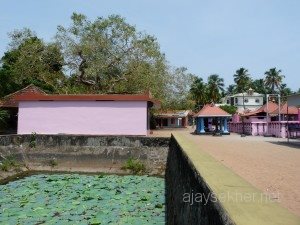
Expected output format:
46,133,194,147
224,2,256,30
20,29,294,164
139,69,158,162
280,83,293,101
0,156,18,171
251,79,270,95
55,13,169,99
264,67,285,93
226,84,236,95
0,110,10,128
121,158,146,174
0,29,65,97
0,174,165,224
219,105,238,115
149,110,157,129
0,14,297,112
190,76,207,108
233,67,251,93
29,132,37,148
162,67,195,109
207,74,224,103
48,159,58,167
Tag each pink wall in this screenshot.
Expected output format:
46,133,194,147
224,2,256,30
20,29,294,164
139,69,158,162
18,101,148,135
229,121,300,138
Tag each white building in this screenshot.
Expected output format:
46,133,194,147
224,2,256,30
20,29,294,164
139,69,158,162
222,89,264,113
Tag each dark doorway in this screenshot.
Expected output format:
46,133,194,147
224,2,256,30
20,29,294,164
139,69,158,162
0,108,18,134
162,118,168,127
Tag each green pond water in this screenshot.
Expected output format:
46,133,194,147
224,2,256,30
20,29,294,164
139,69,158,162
0,174,165,225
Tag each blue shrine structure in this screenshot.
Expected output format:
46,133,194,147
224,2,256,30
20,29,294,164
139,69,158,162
194,104,231,135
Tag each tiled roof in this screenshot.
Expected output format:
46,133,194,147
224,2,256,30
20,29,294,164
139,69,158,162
15,90,160,106
155,110,190,118
270,103,299,115
1,85,160,107
242,102,278,116
243,101,298,116
194,104,231,117
0,84,46,108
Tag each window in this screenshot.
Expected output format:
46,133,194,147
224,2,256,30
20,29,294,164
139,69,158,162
227,99,230,104
255,98,260,103
235,98,238,104
244,98,249,103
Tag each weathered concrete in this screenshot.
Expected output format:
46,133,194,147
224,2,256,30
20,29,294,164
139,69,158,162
167,133,300,225
166,135,234,225
0,134,169,175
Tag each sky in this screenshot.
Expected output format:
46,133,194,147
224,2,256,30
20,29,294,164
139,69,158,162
0,0,299,90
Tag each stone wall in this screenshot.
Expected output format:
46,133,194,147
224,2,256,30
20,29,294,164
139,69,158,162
166,135,234,225
0,134,169,175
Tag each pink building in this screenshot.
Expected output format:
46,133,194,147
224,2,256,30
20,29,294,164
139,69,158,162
229,101,300,138
15,90,159,136
155,110,192,128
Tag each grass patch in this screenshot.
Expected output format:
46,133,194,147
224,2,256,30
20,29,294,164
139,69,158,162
29,132,37,148
121,158,146,175
48,159,58,167
0,156,18,172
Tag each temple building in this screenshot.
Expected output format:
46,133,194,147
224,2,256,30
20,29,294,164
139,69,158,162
194,104,231,134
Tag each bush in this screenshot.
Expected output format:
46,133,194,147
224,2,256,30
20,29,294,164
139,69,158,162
29,132,37,148
121,158,146,175
48,159,58,167
219,105,238,115
0,156,18,172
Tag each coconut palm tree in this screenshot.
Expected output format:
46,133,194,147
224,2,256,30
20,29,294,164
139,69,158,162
190,77,207,108
264,68,285,93
233,68,251,93
207,74,224,103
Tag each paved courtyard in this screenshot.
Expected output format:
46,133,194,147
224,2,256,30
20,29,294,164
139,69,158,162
152,128,300,216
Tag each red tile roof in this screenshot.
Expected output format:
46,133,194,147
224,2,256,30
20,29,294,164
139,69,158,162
243,102,278,116
0,84,46,108
270,103,299,115
14,90,160,106
194,104,231,117
243,101,298,116
1,85,160,107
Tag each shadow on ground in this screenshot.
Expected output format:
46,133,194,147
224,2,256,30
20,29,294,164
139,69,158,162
267,140,300,150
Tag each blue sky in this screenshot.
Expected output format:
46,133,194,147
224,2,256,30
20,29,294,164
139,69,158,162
1,0,299,90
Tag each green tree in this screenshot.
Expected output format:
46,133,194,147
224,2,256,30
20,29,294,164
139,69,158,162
219,105,237,115
226,84,236,95
251,79,269,95
55,13,169,100
264,67,285,93
163,67,194,109
233,67,251,93
0,50,20,97
233,68,252,110
0,28,65,96
189,76,207,108
279,83,293,101
207,74,224,103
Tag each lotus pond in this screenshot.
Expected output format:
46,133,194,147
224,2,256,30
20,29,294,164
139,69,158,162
0,174,165,225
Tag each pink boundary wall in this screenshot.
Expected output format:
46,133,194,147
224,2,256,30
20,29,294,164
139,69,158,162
18,101,148,135
229,121,300,138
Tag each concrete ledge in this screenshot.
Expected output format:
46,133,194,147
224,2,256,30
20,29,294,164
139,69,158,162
0,135,170,176
170,133,300,225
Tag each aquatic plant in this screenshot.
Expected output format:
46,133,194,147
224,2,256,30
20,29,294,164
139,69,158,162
0,174,165,224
